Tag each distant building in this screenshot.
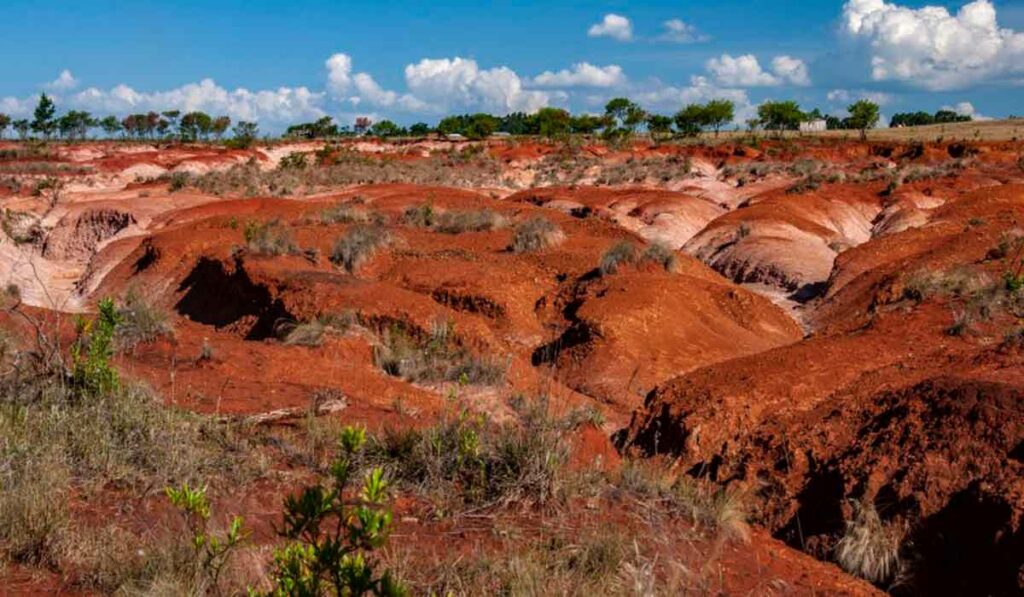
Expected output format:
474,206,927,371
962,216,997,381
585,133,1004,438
800,119,827,133
491,131,511,138
445,133,466,141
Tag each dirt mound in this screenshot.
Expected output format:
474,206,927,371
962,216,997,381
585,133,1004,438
41,208,136,260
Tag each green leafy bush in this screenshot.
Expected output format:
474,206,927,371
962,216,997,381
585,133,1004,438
259,426,405,596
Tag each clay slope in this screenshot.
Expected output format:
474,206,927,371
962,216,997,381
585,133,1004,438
621,184,1024,594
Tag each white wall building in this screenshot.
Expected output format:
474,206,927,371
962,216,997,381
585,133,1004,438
800,119,827,133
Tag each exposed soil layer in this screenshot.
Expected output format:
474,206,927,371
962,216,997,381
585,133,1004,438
4,136,1024,594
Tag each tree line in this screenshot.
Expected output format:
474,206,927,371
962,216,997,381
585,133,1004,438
0,92,974,145
0,93,260,147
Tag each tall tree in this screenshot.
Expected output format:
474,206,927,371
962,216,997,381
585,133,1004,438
673,104,706,137
757,100,804,136
161,110,181,139
31,93,57,139
99,116,122,139
12,119,30,140
0,113,10,139
231,121,259,148
646,114,673,141
703,99,735,137
535,107,571,139
211,116,231,140
846,100,880,140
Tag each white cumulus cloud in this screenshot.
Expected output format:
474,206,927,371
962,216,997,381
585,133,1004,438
706,54,811,87
45,70,79,92
588,14,633,42
404,57,550,114
842,0,1024,90
67,79,326,124
943,100,991,120
532,63,626,88
827,88,894,105
632,76,754,123
658,18,708,43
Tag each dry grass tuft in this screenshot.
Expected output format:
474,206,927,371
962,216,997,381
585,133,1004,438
835,499,904,584
330,224,392,272
511,217,564,253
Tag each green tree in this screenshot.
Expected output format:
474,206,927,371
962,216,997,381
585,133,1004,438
161,110,181,139
0,113,10,139
570,114,603,135
757,100,804,136
31,93,57,139
231,121,259,148
180,111,213,141
13,119,30,140
646,113,673,141
408,122,431,136
369,119,405,138
535,107,571,139
846,100,880,140
673,104,706,137
463,113,499,140
211,116,231,140
603,97,646,141
98,115,121,139
703,99,735,137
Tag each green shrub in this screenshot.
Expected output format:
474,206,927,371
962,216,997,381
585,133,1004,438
258,426,405,596
510,217,563,253
71,298,121,396
401,202,436,228
365,396,570,511
168,171,191,192
165,483,247,594
243,219,299,256
330,225,392,273
278,152,309,170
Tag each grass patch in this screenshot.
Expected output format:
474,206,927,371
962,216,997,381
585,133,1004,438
599,240,680,275
243,219,299,256
364,395,571,512
114,289,173,351
434,209,507,234
835,499,904,584
330,224,391,272
510,217,564,253
372,319,506,386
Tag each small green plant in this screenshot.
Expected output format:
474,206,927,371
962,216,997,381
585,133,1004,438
998,232,1024,292
71,298,121,395
278,152,309,170
259,426,405,596
401,202,436,228
168,171,191,192
165,482,247,594
510,217,564,253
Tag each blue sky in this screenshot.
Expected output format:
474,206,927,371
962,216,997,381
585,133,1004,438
2,0,1023,130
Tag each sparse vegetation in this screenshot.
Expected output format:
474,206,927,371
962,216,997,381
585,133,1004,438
510,217,564,253
372,319,506,386
114,289,173,351
599,240,679,275
0,302,259,588
330,224,391,272
243,219,299,256
835,500,904,584
434,208,507,234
